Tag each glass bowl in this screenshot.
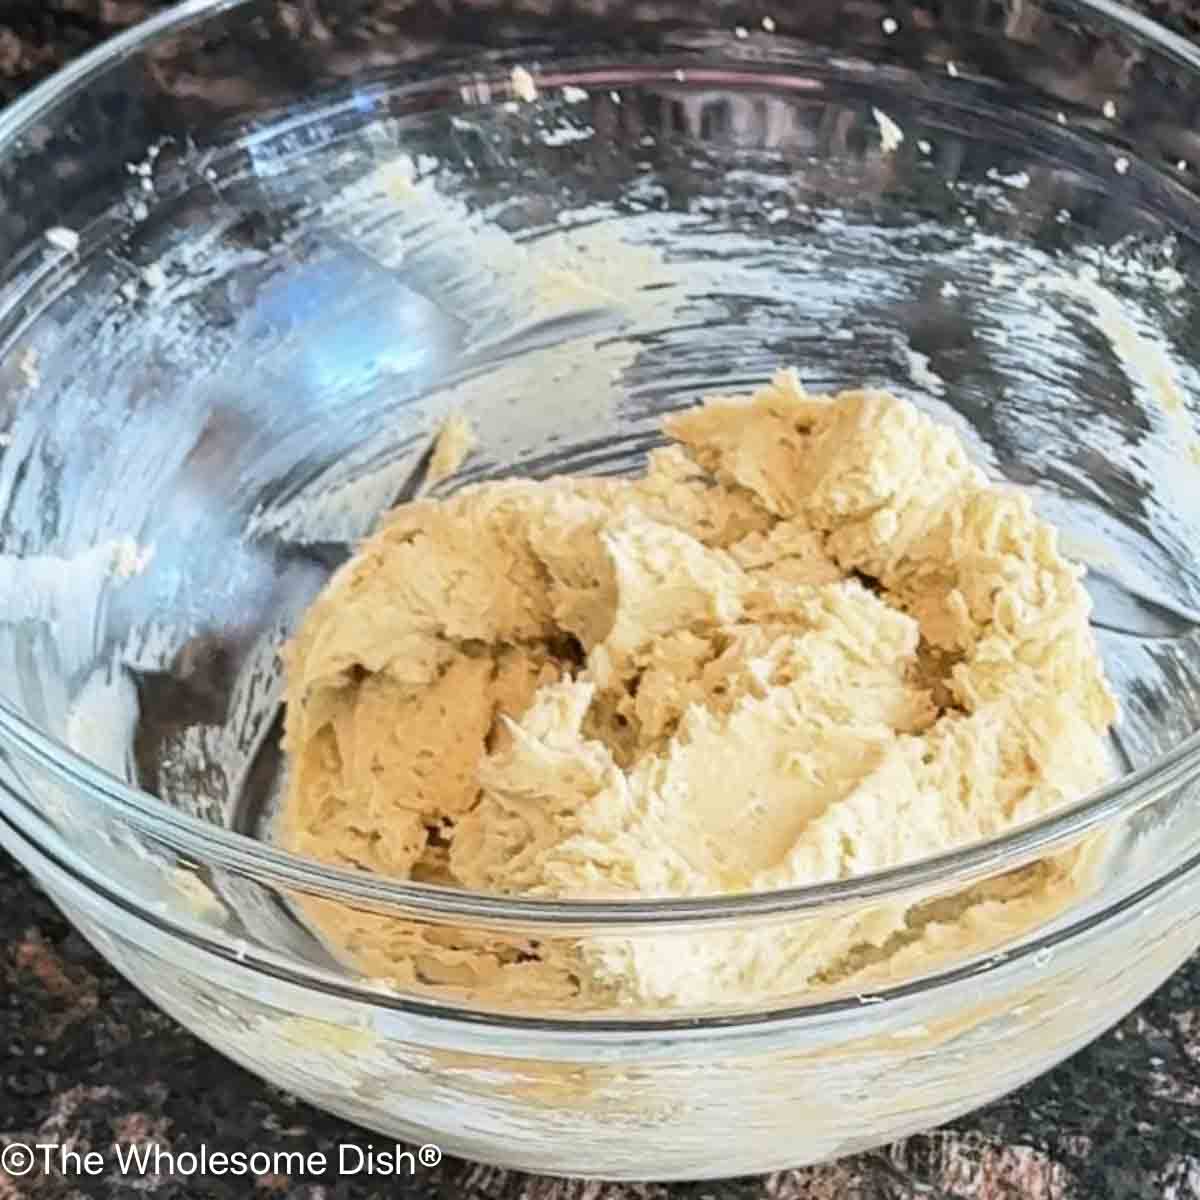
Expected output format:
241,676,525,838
2,0,1200,1181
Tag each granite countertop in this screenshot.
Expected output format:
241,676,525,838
2,3,1200,1198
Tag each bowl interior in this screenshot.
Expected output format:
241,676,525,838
2,2,1200,894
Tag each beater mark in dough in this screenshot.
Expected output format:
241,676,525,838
277,370,1119,1010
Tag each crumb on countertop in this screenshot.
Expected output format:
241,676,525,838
873,107,904,154
511,66,538,103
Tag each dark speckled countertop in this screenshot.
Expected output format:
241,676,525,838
2,3,1200,1198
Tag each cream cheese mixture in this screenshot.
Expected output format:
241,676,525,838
277,371,1118,1009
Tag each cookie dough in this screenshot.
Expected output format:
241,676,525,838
277,371,1118,1009
426,413,475,484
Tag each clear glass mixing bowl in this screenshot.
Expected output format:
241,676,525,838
2,0,1200,1181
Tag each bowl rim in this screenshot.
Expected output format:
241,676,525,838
1,0,1199,936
